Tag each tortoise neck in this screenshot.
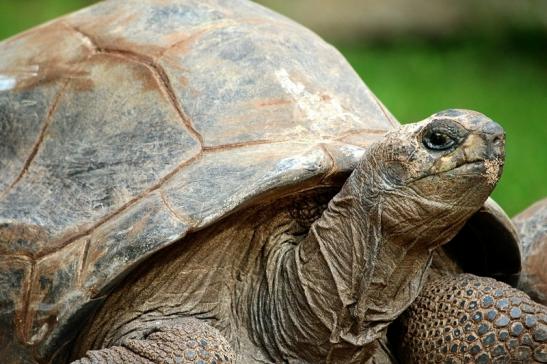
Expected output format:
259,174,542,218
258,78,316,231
266,164,435,360
294,172,390,348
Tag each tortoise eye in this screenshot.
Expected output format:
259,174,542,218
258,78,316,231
421,118,468,151
423,130,455,150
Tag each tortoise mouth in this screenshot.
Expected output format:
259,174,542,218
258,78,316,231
446,158,504,184
445,160,485,174
410,160,485,184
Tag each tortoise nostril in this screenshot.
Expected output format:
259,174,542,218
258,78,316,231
487,134,505,160
492,136,502,146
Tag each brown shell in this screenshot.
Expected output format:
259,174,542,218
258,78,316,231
514,198,547,305
0,0,397,361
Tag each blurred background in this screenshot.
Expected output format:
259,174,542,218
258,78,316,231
0,0,545,215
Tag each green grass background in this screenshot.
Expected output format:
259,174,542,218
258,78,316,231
1,2,545,216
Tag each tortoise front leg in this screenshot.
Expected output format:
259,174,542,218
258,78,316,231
72,318,235,364
396,274,547,363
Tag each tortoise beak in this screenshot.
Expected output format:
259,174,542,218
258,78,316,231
483,121,505,161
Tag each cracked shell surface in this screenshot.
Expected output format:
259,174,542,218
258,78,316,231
0,0,397,362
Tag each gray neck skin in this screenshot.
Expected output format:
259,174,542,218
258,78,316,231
251,147,472,362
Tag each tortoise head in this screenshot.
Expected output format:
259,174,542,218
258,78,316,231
362,109,521,284
400,110,520,284
358,109,506,249
407,109,504,201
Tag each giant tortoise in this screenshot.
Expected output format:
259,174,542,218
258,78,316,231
0,0,545,363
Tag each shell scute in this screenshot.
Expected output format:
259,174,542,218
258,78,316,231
0,83,64,200
160,19,391,147
0,54,201,257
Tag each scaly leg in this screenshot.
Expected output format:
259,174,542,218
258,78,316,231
396,274,546,363
72,318,234,364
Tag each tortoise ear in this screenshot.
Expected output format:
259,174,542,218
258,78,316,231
442,197,522,287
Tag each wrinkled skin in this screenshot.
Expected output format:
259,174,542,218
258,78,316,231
70,109,545,364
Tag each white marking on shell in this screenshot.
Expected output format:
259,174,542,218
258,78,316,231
274,68,360,136
0,65,40,91
339,145,366,160
0,75,17,91
115,226,134,238
274,148,326,174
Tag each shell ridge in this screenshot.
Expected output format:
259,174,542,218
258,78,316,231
33,151,203,259
76,238,91,287
0,81,69,200
20,260,36,345
61,22,97,55
64,24,205,148
159,189,195,226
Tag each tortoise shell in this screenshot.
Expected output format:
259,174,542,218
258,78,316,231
0,0,518,362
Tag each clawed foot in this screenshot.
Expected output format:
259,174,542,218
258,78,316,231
73,318,234,364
